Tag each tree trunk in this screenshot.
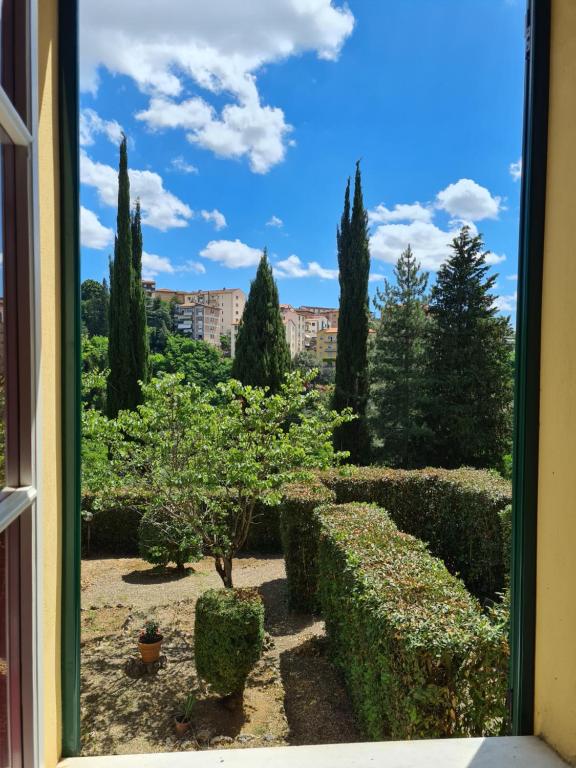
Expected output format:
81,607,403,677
215,556,233,588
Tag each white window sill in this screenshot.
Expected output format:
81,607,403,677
59,737,568,768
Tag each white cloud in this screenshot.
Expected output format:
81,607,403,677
80,205,114,250
510,158,522,181
142,251,176,277
507,273,518,281
80,150,193,231
201,208,227,230
170,155,199,174
436,178,502,220
80,1,354,173
80,108,124,147
369,272,385,283
368,202,432,225
494,291,517,313
200,238,262,269
266,215,284,228
180,261,206,274
274,255,338,280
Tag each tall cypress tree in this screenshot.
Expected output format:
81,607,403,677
332,162,371,463
425,225,513,468
107,135,135,417
231,250,290,392
130,199,149,393
370,246,430,467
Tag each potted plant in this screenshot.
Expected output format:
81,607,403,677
138,619,163,663
174,693,196,738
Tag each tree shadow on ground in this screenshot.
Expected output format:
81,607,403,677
121,567,195,584
258,578,318,637
279,637,360,746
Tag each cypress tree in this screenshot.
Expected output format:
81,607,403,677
332,162,371,463
231,250,290,392
130,199,149,392
107,135,135,417
425,225,513,469
370,246,431,467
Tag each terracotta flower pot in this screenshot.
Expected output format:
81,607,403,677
174,716,190,738
138,637,163,663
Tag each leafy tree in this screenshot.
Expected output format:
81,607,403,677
147,298,172,353
113,372,352,587
82,335,109,411
370,246,431,467
107,136,137,417
220,333,231,356
425,226,513,468
81,279,109,337
150,335,231,390
293,350,334,385
231,251,291,393
130,199,149,389
333,162,371,463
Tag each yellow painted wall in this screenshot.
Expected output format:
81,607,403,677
37,0,62,764
534,0,576,762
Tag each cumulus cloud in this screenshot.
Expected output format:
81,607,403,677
170,155,199,174
80,0,354,173
266,215,284,228
507,273,518,281
369,272,385,283
80,108,124,147
510,158,522,181
80,205,114,249
201,208,227,230
80,150,193,231
274,255,338,280
494,291,517,314
436,178,502,220
200,239,262,269
142,251,176,277
180,261,206,274
368,202,432,225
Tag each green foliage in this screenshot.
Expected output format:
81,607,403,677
138,507,203,570
81,490,147,556
81,279,109,337
279,480,336,611
195,588,264,695
130,199,149,390
292,350,334,386
231,251,291,393
333,163,371,464
370,247,431,467
320,466,512,602
82,335,109,411
140,619,161,643
150,335,231,390
425,226,513,469
147,298,173,353
316,502,509,740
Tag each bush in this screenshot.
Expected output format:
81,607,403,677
279,480,336,611
316,502,509,740
320,467,511,601
81,490,146,556
195,588,265,695
138,508,203,570
242,499,282,553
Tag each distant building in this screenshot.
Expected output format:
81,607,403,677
185,288,246,339
151,287,187,304
280,304,305,357
173,301,221,346
298,305,339,327
316,327,338,366
142,279,156,297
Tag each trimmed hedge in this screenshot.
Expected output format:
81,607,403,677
320,467,512,601
243,500,282,553
279,479,336,611
195,587,264,695
316,502,509,740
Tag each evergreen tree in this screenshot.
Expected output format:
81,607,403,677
130,199,149,389
81,278,109,337
332,162,371,463
369,246,430,467
107,135,136,417
231,250,290,392
425,226,513,469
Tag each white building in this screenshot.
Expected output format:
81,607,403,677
185,288,246,339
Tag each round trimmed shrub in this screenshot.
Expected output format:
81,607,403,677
138,508,202,570
195,588,264,695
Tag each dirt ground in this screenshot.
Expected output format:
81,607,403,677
80,554,359,755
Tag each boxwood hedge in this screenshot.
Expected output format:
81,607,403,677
316,502,509,740
320,467,512,601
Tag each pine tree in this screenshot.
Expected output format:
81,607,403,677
425,225,513,469
107,135,135,417
231,250,291,392
130,199,149,392
332,162,371,463
369,246,430,468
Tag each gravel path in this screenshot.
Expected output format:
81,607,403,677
80,554,359,756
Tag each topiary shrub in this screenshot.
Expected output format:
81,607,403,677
138,508,203,570
279,479,336,612
320,467,511,601
195,588,265,696
316,502,509,740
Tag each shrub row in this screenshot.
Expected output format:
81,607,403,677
316,502,509,740
320,467,512,601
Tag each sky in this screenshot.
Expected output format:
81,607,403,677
79,0,525,318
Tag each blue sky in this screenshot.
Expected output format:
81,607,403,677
80,0,525,316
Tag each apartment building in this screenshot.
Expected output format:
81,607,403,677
316,327,338,366
140,280,187,304
298,305,339,327
173,302,221,346
185,288,246,337
280,304,305,357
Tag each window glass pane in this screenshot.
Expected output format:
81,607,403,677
0,0,28,127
